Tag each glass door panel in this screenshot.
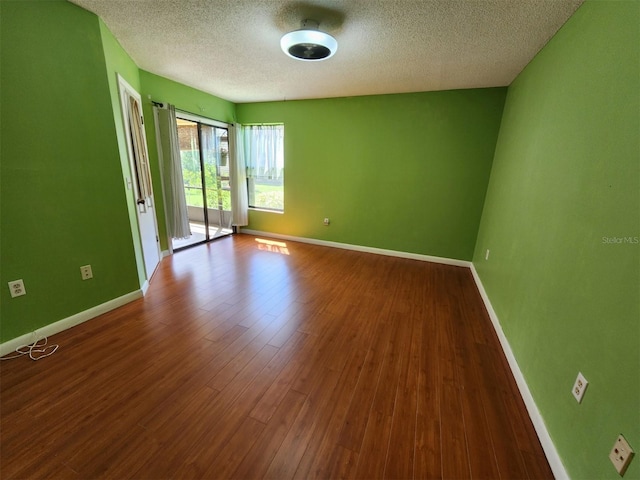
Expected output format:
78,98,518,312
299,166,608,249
201,125,233,240
172,119,206,250
172,117,233,251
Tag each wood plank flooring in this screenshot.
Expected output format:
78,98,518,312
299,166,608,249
0,234,553,479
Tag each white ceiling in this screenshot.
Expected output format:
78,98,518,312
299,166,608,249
70,0,584,104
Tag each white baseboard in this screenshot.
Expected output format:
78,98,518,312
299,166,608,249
239,229,472,268
470,264,568,480
161,249,171,258
0,289,143,357
141,280,150,296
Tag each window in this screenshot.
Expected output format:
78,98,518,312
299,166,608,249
244,125,284,211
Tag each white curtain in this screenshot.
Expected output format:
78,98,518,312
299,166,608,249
154,104,191,239
229,123,249,226
244,125,284,181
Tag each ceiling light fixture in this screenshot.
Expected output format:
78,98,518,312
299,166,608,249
280,19,337,61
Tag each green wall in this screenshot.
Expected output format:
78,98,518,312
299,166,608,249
237,89,506,261
473,2,639,478
138,70,236,251
0,0,140,342
99,19,146,286
3,3,636,477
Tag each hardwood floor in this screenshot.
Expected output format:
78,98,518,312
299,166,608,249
0,234,553,479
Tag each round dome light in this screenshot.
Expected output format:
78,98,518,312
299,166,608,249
280,21,337,61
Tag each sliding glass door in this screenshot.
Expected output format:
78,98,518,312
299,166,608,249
201,124,232,235
172,117,232,250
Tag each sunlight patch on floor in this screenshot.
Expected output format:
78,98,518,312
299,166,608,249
255,238,290,255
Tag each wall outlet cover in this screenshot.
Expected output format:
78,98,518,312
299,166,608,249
8,279,26,298
572,372,588,403
609,434,634,476
80,265,93,280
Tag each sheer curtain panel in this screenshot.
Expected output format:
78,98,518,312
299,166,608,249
229,124,249,226
154,104,191,239
244,125,284,182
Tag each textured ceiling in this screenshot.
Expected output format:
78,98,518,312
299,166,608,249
70,0,584,103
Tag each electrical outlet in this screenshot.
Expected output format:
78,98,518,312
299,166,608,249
323,218,330,226
572,372,588,403
485,249,490,260
609,434,635,476
8,279,26,298
80,265,93,280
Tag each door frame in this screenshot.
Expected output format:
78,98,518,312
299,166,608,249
171,111,233,251
117,74,161,292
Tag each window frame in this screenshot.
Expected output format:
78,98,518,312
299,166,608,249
244,123,285,213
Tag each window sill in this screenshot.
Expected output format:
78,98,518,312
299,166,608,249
249,207,284,214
